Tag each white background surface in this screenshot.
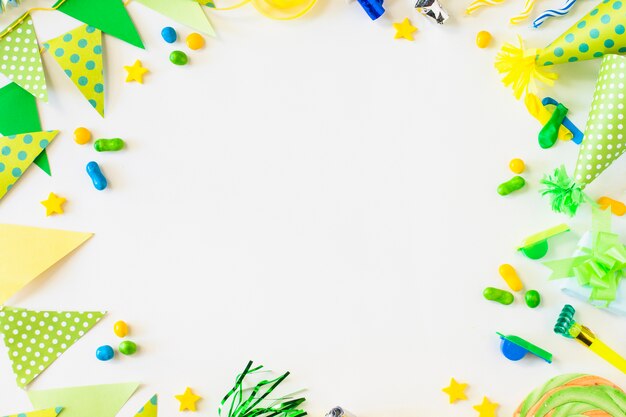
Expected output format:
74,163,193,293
1,0,626,416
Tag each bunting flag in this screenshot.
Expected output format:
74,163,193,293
54,0,144,49
135,395,158,417
2,408,63,417
0,224,92,304
44,25,105,116
0,307,106,388
29,383,139,417
0,130,58,201
0,14,48,101
0,82,50,175
135,0,216,36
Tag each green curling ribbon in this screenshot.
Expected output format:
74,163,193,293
538,103,568,149
544,208,626,304
219,361,307,417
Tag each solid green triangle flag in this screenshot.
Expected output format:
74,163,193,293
55,0,144,49
0,307,106,388
44,25,105,116
0,14,48,101
0,83,51,175
28,383,139,417
135,0,215,36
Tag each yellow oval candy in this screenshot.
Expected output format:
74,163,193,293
476,31,492,48
74,127,91,145
498,263,523,292
509,158,525,174
113,320,129,338
186,33,205,50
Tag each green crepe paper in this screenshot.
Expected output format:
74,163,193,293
0,307,105,388
544,208,626,305
135,0,216,37
0,83,51,175
573,54,626,187
540,166,590,216
28,383,139,417
54,0,144,49
537,0,626,67
0,14,48,101
219,361,307,417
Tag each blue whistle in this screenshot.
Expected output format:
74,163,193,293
356,0,385,20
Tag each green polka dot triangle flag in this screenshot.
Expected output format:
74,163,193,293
2,408,63,417
537,0,626,66
0,307,106,388
0,14,48,101
574,54,626,186
135,395,158,417
0,130,58,201
44,25,104,116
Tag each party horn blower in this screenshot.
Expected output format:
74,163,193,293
541,54,626,216
554,304,626,373
496,0,626,98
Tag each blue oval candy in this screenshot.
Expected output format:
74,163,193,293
96,345,114,361
86,161,108,191
161,26,177,44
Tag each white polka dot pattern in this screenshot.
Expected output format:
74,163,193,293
0,15,47,101
576,54,626,186
0,307,106,388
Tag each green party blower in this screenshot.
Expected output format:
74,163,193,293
554,304,626,373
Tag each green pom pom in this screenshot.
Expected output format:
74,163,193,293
540,166,587,216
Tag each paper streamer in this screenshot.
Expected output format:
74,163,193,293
465,0,508,14
0,14,47,101
510,0,541,24
533,0,578,28
0,307,106,388
44,25,105,116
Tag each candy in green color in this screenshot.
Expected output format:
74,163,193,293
94,138,124,152
497,176,526,196
483,287,514,305
119,340,137,356
169,50,188,66
525,290,541,308
538,103,568,149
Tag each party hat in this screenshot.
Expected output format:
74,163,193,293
541,54,626,215
496,0,626,98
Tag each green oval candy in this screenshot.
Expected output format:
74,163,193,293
94,138,124,152
483,287,514,305
119,340,137,355
497,176,526,196
169,50,188,66
525,290,541,308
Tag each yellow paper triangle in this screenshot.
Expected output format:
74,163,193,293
3,407,63,417
44,25,104,116
0,224,93,304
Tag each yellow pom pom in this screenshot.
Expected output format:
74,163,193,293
495,36,558,99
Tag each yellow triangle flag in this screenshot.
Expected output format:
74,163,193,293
0,224,93,304
44,25,104,116
3,408,63,417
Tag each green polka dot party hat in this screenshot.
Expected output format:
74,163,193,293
496,0,626,98
541,54,626,216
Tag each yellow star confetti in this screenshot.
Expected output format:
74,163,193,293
393,18,417,41
442,378,468,403
473,397,499,417
40,192,66,216
124,60,149,84
175,387,201,411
